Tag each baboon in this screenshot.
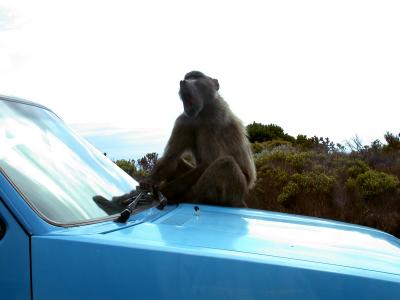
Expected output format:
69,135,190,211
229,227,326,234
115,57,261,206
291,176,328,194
147,71,256,207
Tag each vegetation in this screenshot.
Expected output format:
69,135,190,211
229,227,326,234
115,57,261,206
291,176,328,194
115,152,158,181
115,125,400,237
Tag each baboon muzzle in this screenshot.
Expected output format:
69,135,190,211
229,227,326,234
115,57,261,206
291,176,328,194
179,81,191,100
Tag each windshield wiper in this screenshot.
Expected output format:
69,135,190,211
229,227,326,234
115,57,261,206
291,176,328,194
115,186,168,223
116,191,148,222
93,186,168,222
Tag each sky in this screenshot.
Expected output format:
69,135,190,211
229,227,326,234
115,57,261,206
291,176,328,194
0,0,399,159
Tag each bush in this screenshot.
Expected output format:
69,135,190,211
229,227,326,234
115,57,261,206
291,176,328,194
277,181,300,203
254,148,336,207
115,159,136,176
246,122,294,143
255,148,313,173
251,141,292,154
278,171,336,203
286,152,312,172
252,141,269,154
384,132,400,150
355,170,399,200
295,135,342,153
114,152,158,180
346,159,369,178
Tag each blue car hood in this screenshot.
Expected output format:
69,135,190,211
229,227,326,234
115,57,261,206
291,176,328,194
98,204,400,276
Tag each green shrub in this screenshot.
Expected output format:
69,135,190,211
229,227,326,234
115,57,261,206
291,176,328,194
254,149,287,168
255,148,313,173
345,178,357,190
277,171,336,203
384,132,400,150
355,170,399,200
252,141,268,154
114,152,158,180
286,152,312,172
247,122,294,143
346,159,370,178
251,140,292,154
295,135,340,153
115,159,136,176
278,181,300,203
258,167,290,186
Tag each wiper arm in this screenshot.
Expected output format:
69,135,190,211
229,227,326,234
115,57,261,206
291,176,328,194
115,186,168,223
116,191,148,223
154,187,168,210
93,185,168,222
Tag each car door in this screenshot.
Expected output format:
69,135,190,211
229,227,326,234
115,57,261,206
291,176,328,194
0,198,31,300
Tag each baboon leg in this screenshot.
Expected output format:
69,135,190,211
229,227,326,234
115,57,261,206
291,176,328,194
187,156,248,207
159,159,207,203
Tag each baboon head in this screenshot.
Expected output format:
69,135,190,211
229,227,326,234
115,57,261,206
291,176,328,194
179,71,220,118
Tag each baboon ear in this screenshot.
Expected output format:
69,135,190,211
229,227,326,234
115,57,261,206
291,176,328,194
213,79,219,91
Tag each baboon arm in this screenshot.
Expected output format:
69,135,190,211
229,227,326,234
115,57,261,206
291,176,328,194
151,117,193,184
150,156,177,184
159,163,207,201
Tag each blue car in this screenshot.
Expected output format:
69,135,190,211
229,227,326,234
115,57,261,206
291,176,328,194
0,95,399,300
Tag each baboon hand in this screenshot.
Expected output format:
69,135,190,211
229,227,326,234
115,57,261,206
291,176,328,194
139,177,157,191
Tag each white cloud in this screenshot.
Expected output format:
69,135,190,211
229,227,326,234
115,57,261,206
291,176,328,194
69,123,168,159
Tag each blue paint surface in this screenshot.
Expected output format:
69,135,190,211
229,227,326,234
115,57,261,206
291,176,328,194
0,199,31,299
31,205,400,299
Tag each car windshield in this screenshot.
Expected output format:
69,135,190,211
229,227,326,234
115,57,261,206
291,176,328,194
0,98,139,225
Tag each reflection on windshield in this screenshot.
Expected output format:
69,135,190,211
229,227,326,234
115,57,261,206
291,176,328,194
0,99,138,224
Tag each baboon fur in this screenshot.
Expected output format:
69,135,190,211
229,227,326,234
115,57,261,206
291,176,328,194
148,71,256,207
